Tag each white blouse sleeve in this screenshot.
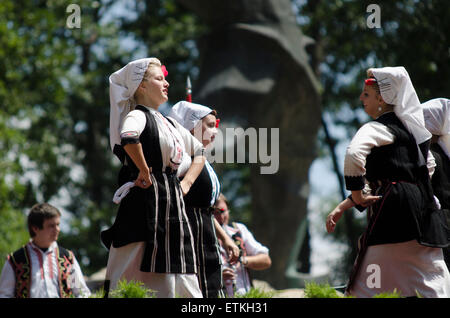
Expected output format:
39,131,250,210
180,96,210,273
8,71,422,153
0,261,15,298
120,110,147,138
344,121,395,178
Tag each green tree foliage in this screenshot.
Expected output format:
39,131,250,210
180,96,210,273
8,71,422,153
0,0,204,276
0,0,78,269
295,0,450,130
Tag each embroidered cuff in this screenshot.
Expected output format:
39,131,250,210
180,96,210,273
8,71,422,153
121,137,140,146
345,175,365,191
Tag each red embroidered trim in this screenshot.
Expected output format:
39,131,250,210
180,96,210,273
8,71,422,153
31,245,44,280
57,247,74,298
47,252,54,280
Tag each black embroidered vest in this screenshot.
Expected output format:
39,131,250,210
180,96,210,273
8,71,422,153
183,164,213,209
363,113,450,247
8,244,74,298
102,105,165,250
431,143,450,210
365,113,420,184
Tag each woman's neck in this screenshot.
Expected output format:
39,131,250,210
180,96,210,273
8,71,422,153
375,110,394,119
135,97,159,110
431,135,440,144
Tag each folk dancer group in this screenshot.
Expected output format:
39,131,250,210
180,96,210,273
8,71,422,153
1,57,449,298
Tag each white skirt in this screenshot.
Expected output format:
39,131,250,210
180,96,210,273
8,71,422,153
105,242,202,298
347,240,450,298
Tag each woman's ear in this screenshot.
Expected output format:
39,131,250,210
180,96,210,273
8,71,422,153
138,81,146,89
134,82,146,98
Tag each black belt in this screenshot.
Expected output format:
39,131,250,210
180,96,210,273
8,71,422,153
369,179,416,193
151,167,178,177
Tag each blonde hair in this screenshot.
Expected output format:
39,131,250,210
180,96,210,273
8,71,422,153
142,58,162,82
133,58,163,102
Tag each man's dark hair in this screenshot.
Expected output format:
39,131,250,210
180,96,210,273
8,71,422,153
27,203,61,237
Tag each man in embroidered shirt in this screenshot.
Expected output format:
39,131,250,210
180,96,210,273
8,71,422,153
0,203,91,298
213,194,271,296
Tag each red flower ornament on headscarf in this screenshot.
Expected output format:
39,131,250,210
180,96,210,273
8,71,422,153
364,78,377,86
161,65,168,77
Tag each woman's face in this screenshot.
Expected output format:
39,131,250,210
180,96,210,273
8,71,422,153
199,114,218,147
213,199,229,226
140,66,169,107
359,85,382,119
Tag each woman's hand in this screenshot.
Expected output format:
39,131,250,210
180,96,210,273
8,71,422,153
222,236,240,265
179,155,205,196
123,143,152,189
326,208,344,233
135,167,152,188
351,190,381,207
222,266,236,281
179,179,192,196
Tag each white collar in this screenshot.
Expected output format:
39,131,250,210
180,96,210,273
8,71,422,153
29,240,58,254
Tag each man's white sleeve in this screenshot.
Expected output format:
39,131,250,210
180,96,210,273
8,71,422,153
0,261,15,298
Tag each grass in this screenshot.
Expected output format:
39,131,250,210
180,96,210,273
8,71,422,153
304,282,405,298
304,282,345,298
89,280,409,298
234,287,277,298
371,288,403,298
89,279,157,298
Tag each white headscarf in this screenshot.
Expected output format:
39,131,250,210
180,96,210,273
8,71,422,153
169,101,220,204
109,57,160,151
168,101,213,132
422,98,450,159
370,66,432,145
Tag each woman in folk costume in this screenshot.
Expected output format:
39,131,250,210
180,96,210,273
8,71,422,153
422,98,450,270
168,101,239,298
101,58,206,298
331,66,450,297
